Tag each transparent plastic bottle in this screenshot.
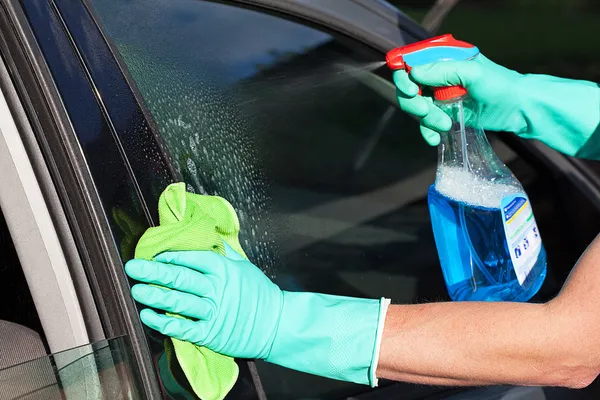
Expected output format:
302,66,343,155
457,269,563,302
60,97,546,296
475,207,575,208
428,91,547,302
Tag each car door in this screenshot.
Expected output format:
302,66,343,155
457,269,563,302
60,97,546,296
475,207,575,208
1,0,264,398
0,0,170,398
79,0,600,399
5,0,600,399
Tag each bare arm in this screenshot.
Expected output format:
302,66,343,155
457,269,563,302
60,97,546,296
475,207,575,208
377,234,600,388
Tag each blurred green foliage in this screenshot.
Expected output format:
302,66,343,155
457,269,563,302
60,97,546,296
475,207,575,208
388,0,600,82
390,0,600,10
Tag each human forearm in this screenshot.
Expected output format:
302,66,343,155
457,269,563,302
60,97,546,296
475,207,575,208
377,234,600,388
377,301,556,386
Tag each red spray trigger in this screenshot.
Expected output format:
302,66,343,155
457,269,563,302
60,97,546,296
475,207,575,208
386,34,479,101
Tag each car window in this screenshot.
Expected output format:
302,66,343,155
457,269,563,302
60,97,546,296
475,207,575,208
91,0,439,297
89,0,600,399
89,1,441,397
0,336,143,399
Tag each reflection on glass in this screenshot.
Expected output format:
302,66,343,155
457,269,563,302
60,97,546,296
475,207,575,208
89,0,439,398
0,336,142,399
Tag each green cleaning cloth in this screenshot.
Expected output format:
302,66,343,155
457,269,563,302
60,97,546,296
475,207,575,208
157,339,198,400
134,182,241,400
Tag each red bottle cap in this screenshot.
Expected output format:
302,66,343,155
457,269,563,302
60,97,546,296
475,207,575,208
434,85,467,101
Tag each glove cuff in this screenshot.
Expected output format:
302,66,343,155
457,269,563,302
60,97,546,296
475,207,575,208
265,291,389,386
519,75,600,158
371,297,391,386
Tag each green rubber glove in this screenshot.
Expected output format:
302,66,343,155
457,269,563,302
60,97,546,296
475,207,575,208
125,242,390,386
394,54,600,159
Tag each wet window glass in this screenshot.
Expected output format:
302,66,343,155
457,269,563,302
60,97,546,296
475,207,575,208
90,0,439,296
89,0,594,398
87,0,453,397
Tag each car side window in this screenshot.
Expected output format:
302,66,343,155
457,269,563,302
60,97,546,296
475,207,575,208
90,0,600,398
0,336,143,398
89,0,443,397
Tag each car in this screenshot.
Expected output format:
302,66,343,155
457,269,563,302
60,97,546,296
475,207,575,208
0,0,599,398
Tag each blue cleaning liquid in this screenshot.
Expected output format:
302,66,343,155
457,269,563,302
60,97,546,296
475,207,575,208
428,185,546,302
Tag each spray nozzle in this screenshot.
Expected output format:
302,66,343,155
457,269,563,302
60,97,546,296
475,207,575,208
386,34,479,101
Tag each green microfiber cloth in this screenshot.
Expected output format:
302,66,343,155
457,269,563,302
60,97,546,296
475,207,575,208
134,182,241,400
157,339,197,400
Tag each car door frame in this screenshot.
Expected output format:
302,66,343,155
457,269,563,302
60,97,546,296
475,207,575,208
0,0,270,398
0,0,164,398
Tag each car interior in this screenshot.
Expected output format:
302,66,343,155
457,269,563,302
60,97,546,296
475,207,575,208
0,204,141,398
0,207,47,368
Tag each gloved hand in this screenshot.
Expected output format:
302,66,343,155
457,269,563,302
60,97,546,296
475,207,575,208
394,53,600,159
125,242,390,386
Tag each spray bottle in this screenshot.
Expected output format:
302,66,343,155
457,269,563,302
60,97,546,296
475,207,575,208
386,35,546,302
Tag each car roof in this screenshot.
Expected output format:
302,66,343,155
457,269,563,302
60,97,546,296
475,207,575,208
236,0,430,51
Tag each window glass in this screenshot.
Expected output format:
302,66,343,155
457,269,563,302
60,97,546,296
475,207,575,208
91,0,440,297
90,1,437,397
89,0,597,398
21,0,156,263
0,336,143,399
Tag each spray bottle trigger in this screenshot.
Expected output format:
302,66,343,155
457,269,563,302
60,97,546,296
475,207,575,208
386,34,479,99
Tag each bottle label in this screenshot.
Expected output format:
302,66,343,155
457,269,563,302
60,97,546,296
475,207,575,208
500,194,542,285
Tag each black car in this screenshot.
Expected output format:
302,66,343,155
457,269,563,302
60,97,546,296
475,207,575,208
0,0,599,398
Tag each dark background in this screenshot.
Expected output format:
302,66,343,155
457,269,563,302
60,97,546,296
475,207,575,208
390,0,600,83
